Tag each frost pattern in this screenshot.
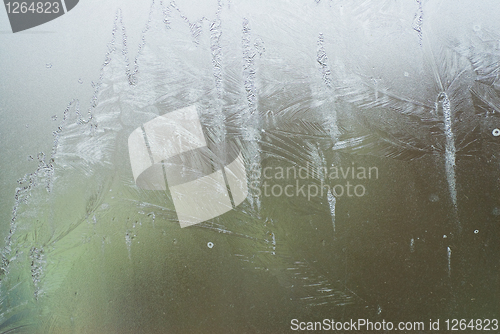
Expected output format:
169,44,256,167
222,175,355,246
1,0,499,332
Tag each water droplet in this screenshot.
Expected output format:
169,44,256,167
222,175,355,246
46,63,52,68
443,235,447,238
473,24,481,32
474,230,479,234
429,194,439,202
404,71,409,77
207,242,214,249
492,207,500,216
78,78,83,84
51,115,57,121
492,128,500,137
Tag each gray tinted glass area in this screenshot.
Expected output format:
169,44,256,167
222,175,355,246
0,1,499,333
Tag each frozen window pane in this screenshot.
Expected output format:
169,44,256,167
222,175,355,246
1,1,499,333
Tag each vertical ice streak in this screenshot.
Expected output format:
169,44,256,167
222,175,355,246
327,190,336,233
412,0,423,46
242,18,261,211
440,92,459,228
317,33,332,89
447,246,452,277
271,232,276,255
125,231,132,260
208,0,231,200
30,247,45,300
242,18,258,123
210,1,223,100
116,10,136,86
316,33,340,142
316,33,339,234
410,238,415,253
